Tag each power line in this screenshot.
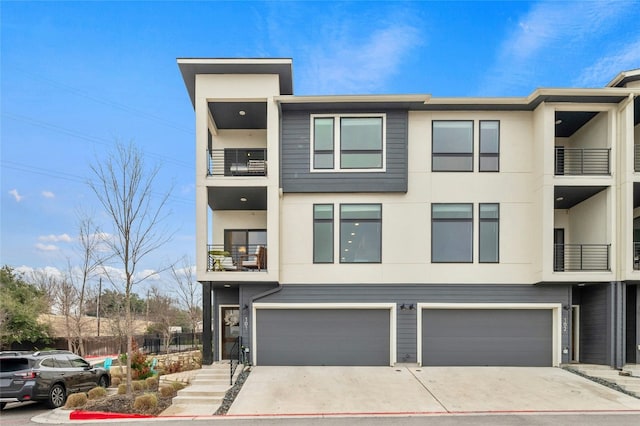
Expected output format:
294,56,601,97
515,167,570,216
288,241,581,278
1,160,194,206
10,65,195,135
2,112,192,169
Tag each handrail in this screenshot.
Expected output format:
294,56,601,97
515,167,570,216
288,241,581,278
229,336,241,385
554,243,610,271
207,244,268,272
554,147,610,175
207,149,267,176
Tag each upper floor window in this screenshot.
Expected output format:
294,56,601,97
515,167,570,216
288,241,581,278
479,121,500,172
313,204,334,263
340,204,382,263
312,115,385,172
432,121,473,172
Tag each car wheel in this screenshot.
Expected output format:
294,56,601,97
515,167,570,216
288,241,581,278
98,375,108,388
0,402,6,410
47,384,66,409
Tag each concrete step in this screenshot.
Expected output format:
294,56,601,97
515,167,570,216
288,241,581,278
170,395,223,406
177,385,229,398
160,404,219,416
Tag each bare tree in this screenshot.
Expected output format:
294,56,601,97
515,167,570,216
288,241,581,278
28,269,60,314
88,141,172,393
146,286,182,354
170,258,201,345
65,216,104,356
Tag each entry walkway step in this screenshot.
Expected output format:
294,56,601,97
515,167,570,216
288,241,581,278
565,364,640,397
159,362,244,416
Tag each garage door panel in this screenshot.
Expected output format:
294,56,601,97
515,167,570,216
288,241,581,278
257,309,390,366
422,309,552,367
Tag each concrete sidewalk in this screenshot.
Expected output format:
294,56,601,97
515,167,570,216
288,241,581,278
227,366,640,416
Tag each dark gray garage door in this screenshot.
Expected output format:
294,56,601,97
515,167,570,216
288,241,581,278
422,309,552,366
256,309,390,366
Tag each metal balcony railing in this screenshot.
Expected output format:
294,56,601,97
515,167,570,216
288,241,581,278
634,242,640,270
207,149,267,177
207,244,267,272
553,244,610,272
554,147,610,175
635,145,640,172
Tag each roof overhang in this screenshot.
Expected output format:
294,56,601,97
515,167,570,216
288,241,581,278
607,68,640,88
276,94,431,112
177,58,294,107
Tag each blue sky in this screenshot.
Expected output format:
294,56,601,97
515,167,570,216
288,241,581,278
2,0,640,288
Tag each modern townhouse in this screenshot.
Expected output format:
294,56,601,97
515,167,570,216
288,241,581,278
178,58,640,369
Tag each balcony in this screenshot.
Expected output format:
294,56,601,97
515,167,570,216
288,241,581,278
554,147,610,176
554,244,610,272
207,244,267,272
634,242,640,270
207,149,267,177
635,145,640,172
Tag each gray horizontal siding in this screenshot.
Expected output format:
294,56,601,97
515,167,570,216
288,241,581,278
578,285,610,365
254,283,571,364
280,111,408,193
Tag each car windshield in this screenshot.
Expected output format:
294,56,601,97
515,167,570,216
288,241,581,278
0,358,31,372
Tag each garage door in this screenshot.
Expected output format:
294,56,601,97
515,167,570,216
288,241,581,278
256,309,390,366
422,309,552,366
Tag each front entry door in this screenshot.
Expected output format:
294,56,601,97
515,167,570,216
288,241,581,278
221,306,240,359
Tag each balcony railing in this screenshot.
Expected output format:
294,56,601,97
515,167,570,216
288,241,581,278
554,147,610,175
635,145,640,172
634,242,640,270
554,244,610,272
207,244,267,272
207,149,267,177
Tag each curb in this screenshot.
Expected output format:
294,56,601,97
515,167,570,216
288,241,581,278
70,410,153,420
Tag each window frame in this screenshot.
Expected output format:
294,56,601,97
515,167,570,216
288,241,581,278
310,113,386,172
479,203,500,263
432,120,474,172
431,203,474,263
313,204,334,263
339,203,382,263
479,120,500,172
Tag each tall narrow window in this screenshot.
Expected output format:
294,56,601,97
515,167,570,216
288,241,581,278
479,203,499,263
480,121,499,172
313,204,334,263
340,117,383,169
340,204,381,263
431,204,473,262
313,117,334,169
432,121,473,171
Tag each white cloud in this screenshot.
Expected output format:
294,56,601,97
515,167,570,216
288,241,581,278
35,243,59,252
573,37,640,87
298,22,423,94
9,189,23,202
480,0,631,95
39,234,73,243
42,190,55,198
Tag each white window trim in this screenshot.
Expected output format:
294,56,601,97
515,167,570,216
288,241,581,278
310,113,387,173
252,302,397,366
416,303,562,367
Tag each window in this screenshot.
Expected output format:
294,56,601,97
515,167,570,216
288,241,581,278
479,203,499,263
432,121,473,171
313,117,334,169
313,204,334,263
480,121,499,171
432,204,473,262
312,115,385,171
340,204,381,263
224,229,267,263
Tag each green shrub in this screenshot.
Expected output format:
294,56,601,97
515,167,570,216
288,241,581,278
133,393,157,411
64,393,87,409
87,387,107,400
171,381,185,391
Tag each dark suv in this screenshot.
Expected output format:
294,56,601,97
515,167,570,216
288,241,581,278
0,350,110,409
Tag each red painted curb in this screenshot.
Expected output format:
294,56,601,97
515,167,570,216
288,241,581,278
70,410,153,420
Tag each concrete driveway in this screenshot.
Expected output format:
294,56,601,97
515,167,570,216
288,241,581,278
227,366,640,416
